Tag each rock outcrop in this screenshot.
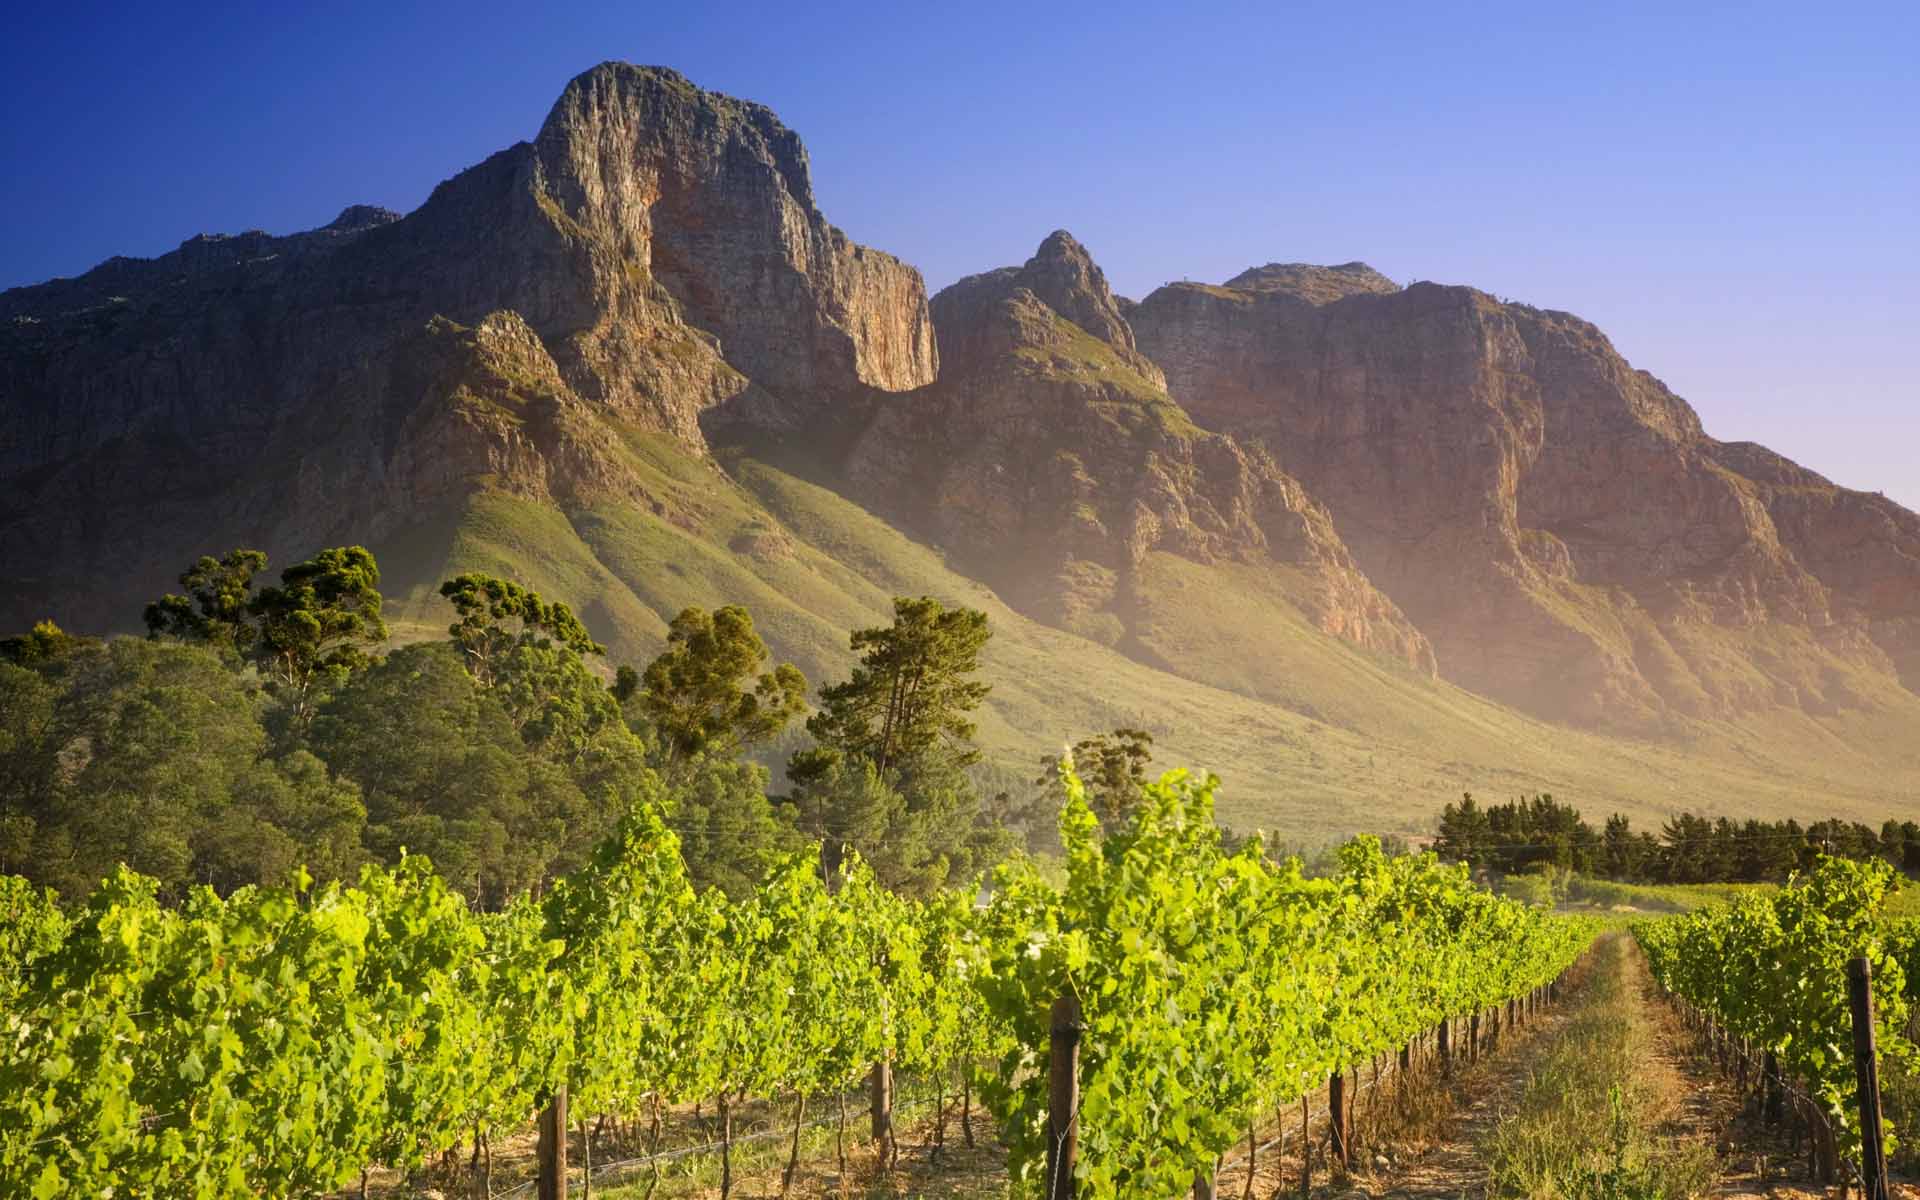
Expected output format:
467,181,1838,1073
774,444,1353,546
533,64,935,424
841,233,1436,671
1130,269,1920,726
0,63,933,631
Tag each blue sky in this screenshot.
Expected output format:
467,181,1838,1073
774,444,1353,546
4,1,1914,508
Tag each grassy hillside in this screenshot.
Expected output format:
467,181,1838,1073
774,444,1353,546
369,440,1920,844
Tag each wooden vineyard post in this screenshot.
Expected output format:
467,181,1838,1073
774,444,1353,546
1329,1070,1349,1169
869,1059,893,1145
1848,957,1891,1200
1437,1017,1452,1076
537,1084,569,1200
1046,994,1082,1200
1468,1011,1481,1062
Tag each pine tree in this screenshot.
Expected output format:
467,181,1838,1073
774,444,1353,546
636,606,806,767
789,596,990,781
1433,793,1492,868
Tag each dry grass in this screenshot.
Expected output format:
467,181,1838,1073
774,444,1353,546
1479,936,1716,1200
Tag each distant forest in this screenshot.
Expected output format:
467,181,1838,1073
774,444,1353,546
1433,793,1920,884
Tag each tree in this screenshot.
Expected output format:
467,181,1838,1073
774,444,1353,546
0,619,93,667
1659,813,1716,883
790,597,990,783
1470,793,1596,875
249,546,388,727
666,758,803,899
782,598,999,893
0,662,59,873
786,754,1008,896
1601,813,1646,880
637,606,806,767
26,638,270,898
312,643,621,908
789,757,902,883
143,549,268,654
436,573,627,758
1,631,384,899
439,573,602,688
611,664,641,704
191,752,367,894
1037,728,1154,828
143,545,386,728
1433,793,1492,868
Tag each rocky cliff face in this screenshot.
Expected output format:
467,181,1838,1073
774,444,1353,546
0,63,933,631
532,64,934,426
3,61,1914,744
1129,270,1920,726
840,233,1435,671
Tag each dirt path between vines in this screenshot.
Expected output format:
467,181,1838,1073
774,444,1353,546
1361,969,1597,1200
1354,934,1915,1200
1205,948,1596,1200
1328,935,1718,1200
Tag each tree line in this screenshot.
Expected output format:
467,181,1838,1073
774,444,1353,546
1432,792,1920,884
0,543,1082,905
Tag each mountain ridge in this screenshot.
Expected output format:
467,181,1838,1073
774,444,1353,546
1129,270,1920,729
3,61,1916,834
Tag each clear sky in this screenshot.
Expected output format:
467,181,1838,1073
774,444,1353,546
4,1,1914,508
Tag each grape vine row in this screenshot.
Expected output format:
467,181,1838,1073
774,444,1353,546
0,771,1595,1199
1635,855,1918,1169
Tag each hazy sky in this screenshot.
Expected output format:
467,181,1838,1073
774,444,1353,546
4,1,1914,508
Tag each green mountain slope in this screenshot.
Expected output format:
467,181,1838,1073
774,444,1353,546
372,447,1918,842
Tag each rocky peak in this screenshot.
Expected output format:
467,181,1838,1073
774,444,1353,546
929,232,1163,389
1224,261,1400,303
530,61,935,418
535,63,818,239
0,62,941,633
1018,230,1138,352
324,204,401,232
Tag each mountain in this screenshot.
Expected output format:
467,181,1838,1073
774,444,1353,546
839,230,1435,673
3,62,1917,836
1128,274,1920,731
0,63,930,626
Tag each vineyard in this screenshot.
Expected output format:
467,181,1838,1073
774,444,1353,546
0,768,1592,1200
1636,856,1920,1195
